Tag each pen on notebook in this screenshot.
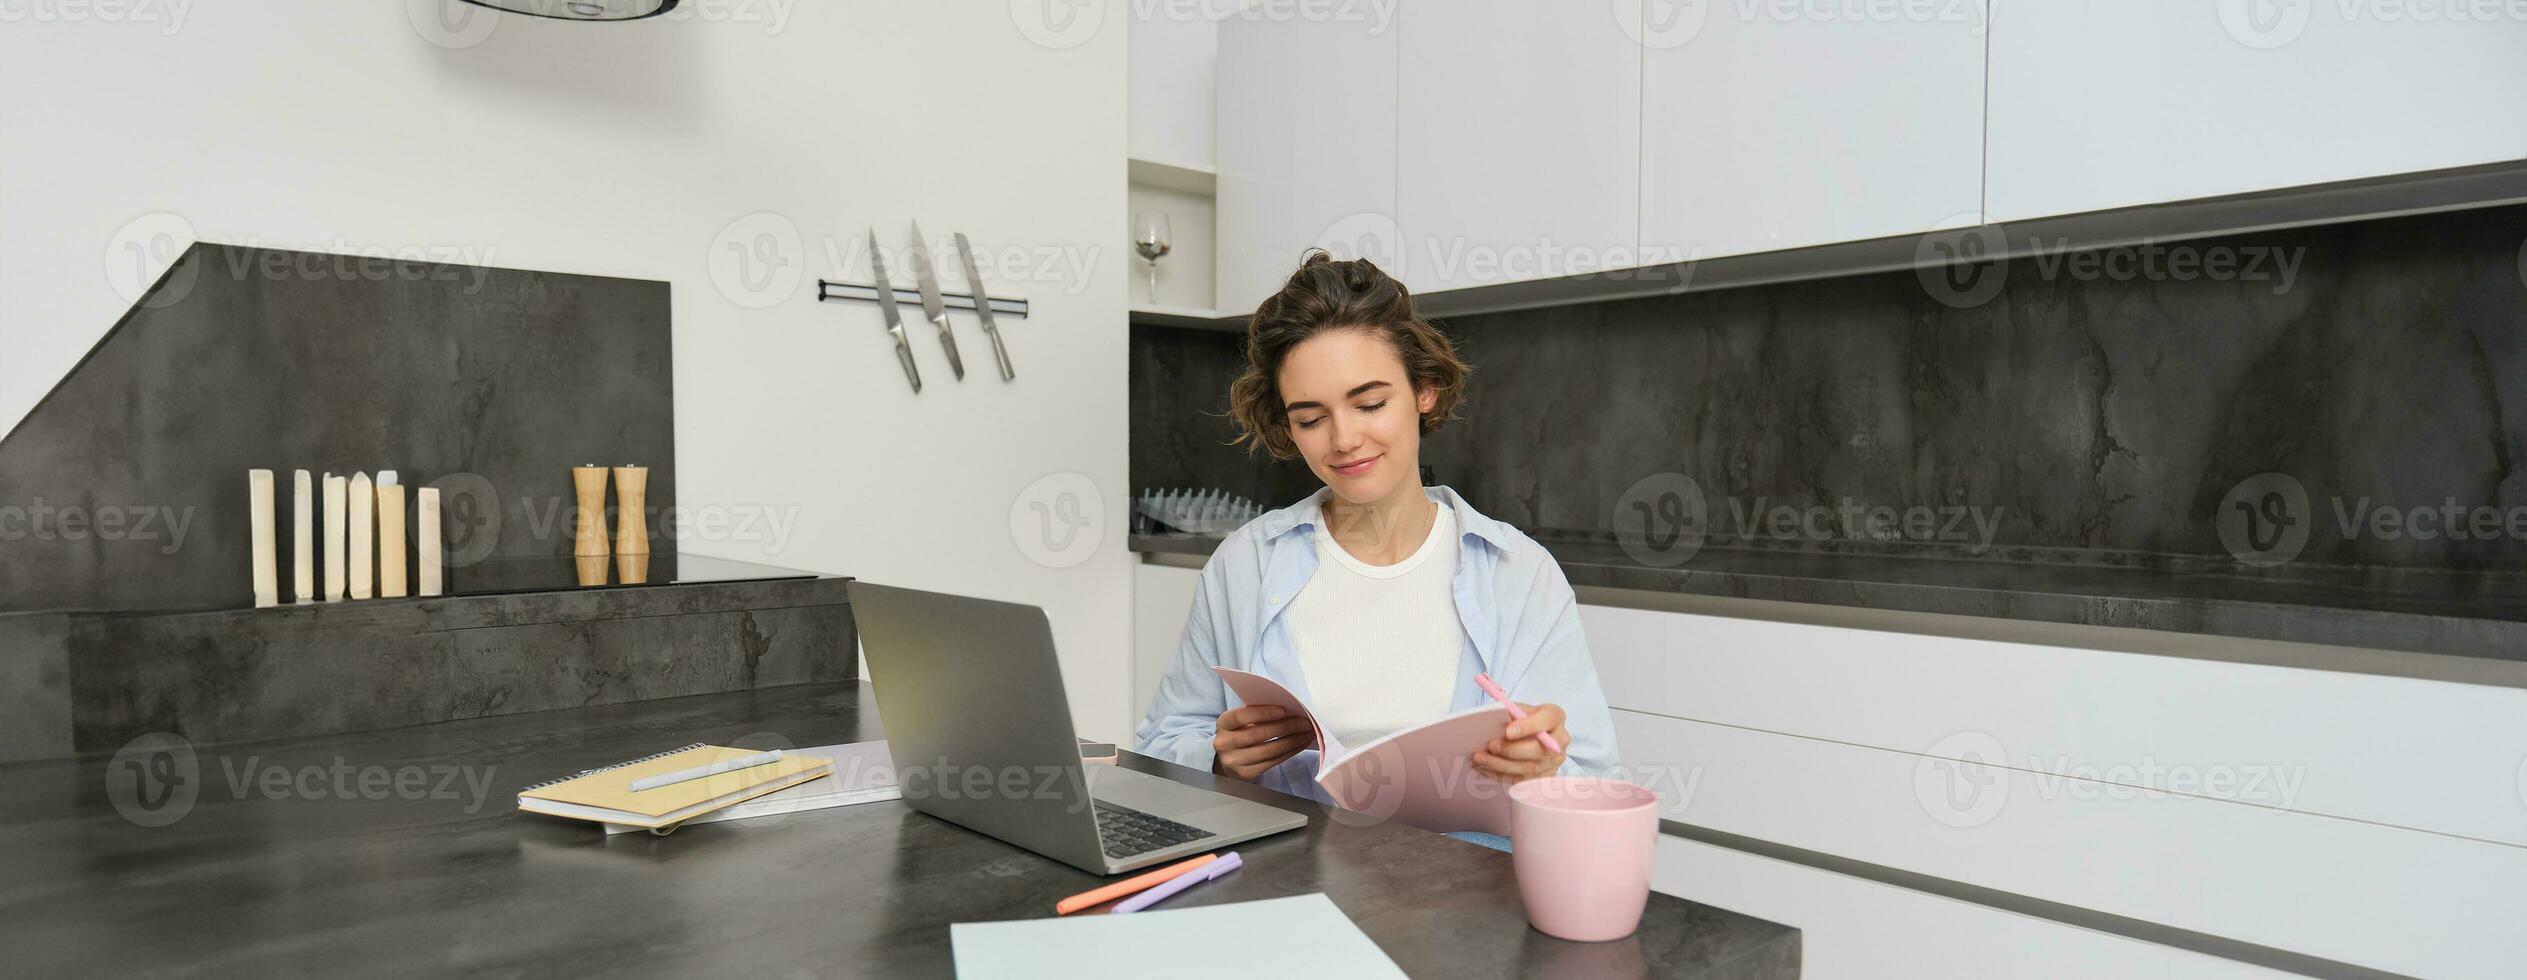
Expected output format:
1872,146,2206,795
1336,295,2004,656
1111,852,1241,914
1474,672,1565,756
628,750,784,792
1054,853,1217,915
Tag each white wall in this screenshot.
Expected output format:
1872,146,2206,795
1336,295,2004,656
0,3,1141,737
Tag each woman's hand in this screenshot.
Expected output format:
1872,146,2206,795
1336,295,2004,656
1473,702,1570,784
1211,705,1312,781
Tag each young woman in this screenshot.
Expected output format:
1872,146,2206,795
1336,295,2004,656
1131,253,1619,825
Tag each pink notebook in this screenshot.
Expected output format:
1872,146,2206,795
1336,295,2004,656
1212,666,1516,835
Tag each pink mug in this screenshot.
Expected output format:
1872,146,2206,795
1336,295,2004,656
1508,776,1662,942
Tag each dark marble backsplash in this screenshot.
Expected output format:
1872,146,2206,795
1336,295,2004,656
1133,202,2527,577
0,244,678,614
1131,324,1326,510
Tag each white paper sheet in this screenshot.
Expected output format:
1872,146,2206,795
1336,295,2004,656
950,893,1406,980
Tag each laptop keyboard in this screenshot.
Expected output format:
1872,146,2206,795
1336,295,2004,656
1094,800,1211,859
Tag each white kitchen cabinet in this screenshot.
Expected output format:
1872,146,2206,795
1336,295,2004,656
1637,3,1987,260
1395,1,1641,294
1614,708,2526,978
1655,835,2285,979
1131,561,1201,725
1579,594,2527,977
1985,0,2527,222
1214,13,1399,315
1128,10,1219,172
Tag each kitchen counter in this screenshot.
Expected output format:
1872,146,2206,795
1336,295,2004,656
0,560,853,762
1134,531,2527,668
0,681,1802,978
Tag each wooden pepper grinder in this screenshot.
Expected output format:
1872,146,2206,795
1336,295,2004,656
613,464,650,585
573,465,610,586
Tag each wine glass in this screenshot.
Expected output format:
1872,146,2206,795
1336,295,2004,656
1134,212,1173,305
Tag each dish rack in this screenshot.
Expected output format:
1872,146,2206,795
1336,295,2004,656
1134,488,1260,535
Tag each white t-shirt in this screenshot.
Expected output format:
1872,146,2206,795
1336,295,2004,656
1284,505,1466,747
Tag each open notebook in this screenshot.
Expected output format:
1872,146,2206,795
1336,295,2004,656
1212,666,1514,835
517,744,833,832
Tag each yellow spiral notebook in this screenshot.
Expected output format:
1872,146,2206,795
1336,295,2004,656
517,744,834,832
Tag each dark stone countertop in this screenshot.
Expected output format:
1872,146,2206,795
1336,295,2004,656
0,551,826,621
0,682,1800,978
1133,531,2527,665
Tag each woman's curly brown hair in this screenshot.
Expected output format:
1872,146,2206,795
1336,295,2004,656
1226,251,1470,460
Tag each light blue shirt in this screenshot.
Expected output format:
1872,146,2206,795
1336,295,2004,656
1132,484,1620,802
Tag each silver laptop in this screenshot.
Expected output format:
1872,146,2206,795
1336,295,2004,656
847,581,1306,875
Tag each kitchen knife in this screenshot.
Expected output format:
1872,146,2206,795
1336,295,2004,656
907,221,967,381
952,232,1017,382
867,228,922,393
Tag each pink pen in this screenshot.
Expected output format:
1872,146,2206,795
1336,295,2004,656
1474,672,1564,756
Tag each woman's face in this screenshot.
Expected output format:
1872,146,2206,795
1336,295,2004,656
1277,328,1439,506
